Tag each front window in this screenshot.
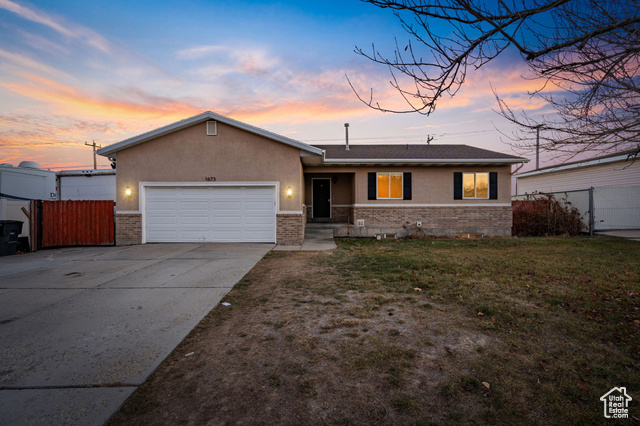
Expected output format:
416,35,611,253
377,172,403,199
463,172,489,199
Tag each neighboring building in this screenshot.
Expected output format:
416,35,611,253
515,150,639,194
98,111,528,246
515,150,640,231
0,161,57,247
57,169,116,201
0,162,57,202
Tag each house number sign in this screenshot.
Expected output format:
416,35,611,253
204,177,216,181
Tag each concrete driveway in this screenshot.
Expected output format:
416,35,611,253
0,243,272,425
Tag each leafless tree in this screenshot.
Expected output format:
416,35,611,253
350,0,640,158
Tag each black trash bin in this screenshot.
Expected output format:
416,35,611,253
0,220,24,256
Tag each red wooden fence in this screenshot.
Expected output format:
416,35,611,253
42,200,115,247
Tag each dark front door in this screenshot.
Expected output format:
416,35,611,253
312,179,331,219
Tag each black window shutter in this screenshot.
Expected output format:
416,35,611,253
368,172,376,200
453,172,462,199
403,172,412,200
489,172,498,199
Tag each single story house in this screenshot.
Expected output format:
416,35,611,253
97,111,528,245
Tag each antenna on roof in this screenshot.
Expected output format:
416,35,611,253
344,123,350,151
426,135,433,145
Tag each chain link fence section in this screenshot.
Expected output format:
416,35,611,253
512,189,591,232
593,185,640,231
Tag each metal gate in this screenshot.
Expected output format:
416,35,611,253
39,200,115,248
593,185,640,231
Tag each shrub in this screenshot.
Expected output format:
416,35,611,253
512,195,584,236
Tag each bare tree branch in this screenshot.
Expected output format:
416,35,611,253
351,0,640,158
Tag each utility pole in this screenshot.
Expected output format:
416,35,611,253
85,140,102,170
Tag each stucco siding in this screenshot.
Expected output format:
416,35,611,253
305,165,512,205
516,160,640,194
115,121,304,213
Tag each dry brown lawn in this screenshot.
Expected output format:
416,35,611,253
108,237,640,425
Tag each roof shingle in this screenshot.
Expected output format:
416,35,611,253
312,144,525,161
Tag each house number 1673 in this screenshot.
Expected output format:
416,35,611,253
204,177,216,181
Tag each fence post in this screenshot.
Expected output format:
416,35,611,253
588,187,594,236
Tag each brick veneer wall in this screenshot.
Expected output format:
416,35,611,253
118,210,304,246
331,206,350,222
277,207,306,245
304,205,350,223
116,213,142,246
352,206,512,237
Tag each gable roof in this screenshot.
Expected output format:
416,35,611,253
97,111,323,158
311,144,527,165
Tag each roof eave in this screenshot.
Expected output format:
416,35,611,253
515,154,629,178
321,157,529,165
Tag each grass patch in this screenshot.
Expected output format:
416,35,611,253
108,236,640,426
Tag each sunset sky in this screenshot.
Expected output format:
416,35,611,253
0,0,551,171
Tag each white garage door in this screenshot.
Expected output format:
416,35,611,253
145,186,276,243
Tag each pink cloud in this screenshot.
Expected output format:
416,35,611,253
2,75,202,119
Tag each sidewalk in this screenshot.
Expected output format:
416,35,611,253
596,230,640,242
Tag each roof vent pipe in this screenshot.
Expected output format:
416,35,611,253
344,123,349,151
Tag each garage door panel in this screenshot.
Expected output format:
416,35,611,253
148,230,178,241
245,216,275,225
178,230,210,241
179,201,209,211
147,217,178,226
145,186,275,243
180,216,210,225
180,187,211,197
213,217,244,225
245,187,272,195
148,200,177,210
148,189,178,201
212,201,244,210
212,230,243,241
245,200,275,210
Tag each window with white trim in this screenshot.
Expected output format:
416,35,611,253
377,172,403,199
463,172,489,199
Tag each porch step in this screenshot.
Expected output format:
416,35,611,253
306,222,351,230
306,222,351,237
302,228,336,250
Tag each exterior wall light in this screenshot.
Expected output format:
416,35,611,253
286,187,293,198
125,186,133,198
